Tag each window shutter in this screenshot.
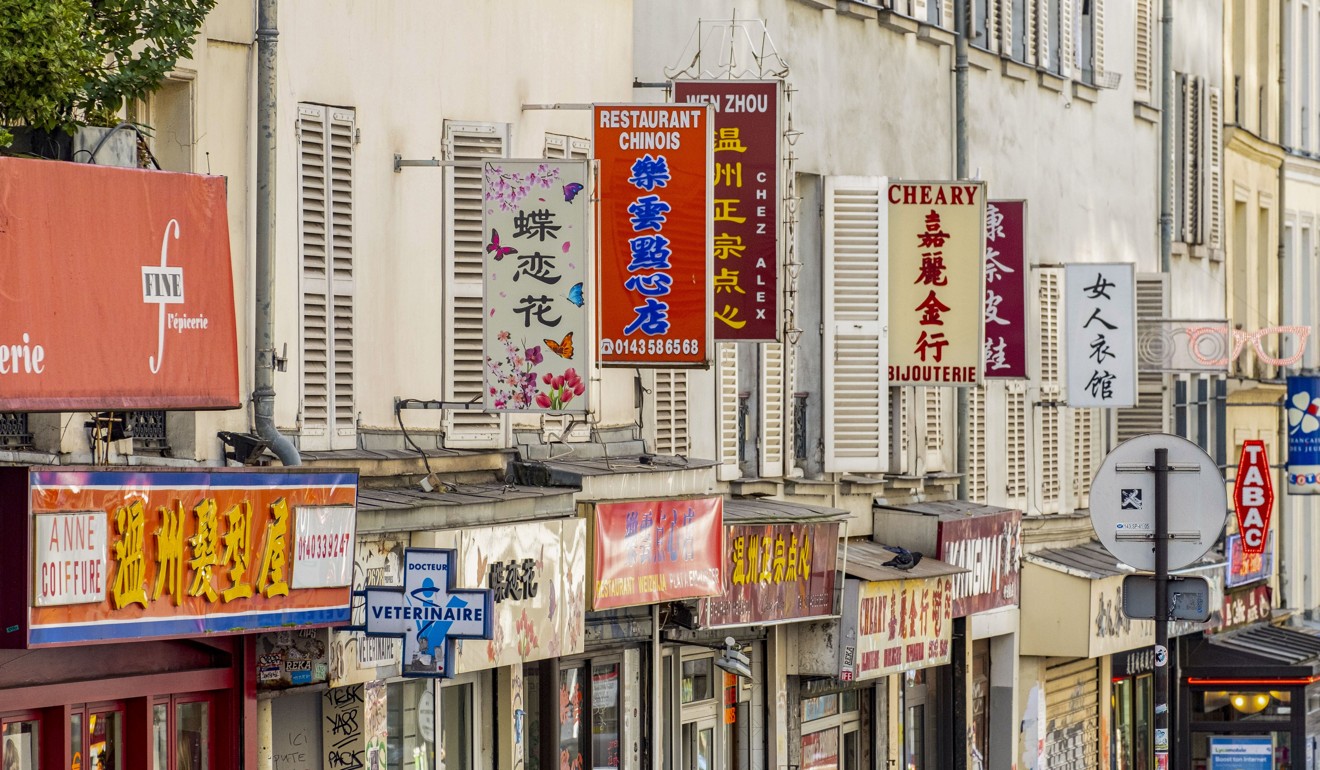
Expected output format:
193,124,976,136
968,385,988,502
891,387,912,475
943,0,955,29
823,177,888,474
1135,0,1154,101
717,343,740,480
1000,0,1016,55
1036,0,1051,72
1118,275,1171,440
1091,0,1105,78
1057,0,1073,77
298,104,356,451
1182,76,1203,244
1207,86,1224,251
443,121,509,448
1034,268,1063,514
544,133,591,161
1024,0,1038,66
923,387,947,473
1006,386,1029,506
911,0,929,21
761,342,786,478
1070,408,1096,510
647,370,690,456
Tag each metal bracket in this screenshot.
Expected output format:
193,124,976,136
395,397,486,412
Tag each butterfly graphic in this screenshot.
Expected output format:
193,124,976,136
486,229,517,261
563,182,584,203
566,282,584,308
544,332,574,359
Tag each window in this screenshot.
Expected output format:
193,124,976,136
1048,0,1065,74
0,412,33,451
440,682,473,770
1075,0,1101,85
298,103,356,450
148,76,195,173
1,716,38,770
1010,0,1027,60
387,680,435,770
973,0,992,50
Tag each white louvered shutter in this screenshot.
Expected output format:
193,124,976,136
1118,275,1171,441
1036,0,1051,71
923,387,947,473
943,0,955,29
968,384,988,502
1058,0,1073,77
1207,87,1224,252
1000,0,1015,55
647,370,690,456
298,104,356,451
1092,0,1105,79
1034,268,1063,514
911,0,929,21
1070,407,1097,510
1006,385,1029,507
1024,0,1038,66
717,343,740,480
1182,76,1204,244
443,121,509,448
1134,0,1154,101
761,342,786,478
823,177,888,474
891,387,912,475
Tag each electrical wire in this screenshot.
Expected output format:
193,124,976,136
395,408,454,493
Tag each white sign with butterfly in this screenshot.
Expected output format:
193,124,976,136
482,160,590,413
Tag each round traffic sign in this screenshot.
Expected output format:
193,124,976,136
1090,433,1228,571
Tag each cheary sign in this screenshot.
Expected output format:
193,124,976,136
362,548,493,679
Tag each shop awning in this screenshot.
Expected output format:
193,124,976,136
842,539,969,582
354,481,579,533
1185,624,1320,680
1021,541,1225,659
724,497,851,524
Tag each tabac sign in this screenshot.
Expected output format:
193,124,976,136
1233,440,1273,555
1,467,357,648
361,548,494,679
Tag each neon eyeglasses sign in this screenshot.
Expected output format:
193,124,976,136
1183,325,1311,367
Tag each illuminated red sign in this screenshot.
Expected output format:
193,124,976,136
1233,440,1273,555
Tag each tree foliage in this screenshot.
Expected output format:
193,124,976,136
0,0,217,147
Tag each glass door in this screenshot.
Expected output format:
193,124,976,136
680,716,716,770
2,714,40,770
88,708,123,770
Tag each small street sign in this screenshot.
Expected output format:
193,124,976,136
1122,575,1213,622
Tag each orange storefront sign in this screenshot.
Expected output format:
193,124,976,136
0,467,356,648
593,105,713,366
0,156,239,411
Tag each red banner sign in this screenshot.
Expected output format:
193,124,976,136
592,496,723,610
3,467,356,648
1233,440,1273,554
936,508,1021,617
983,200,1028,378
0,157,240,411
698,521,839,627
673,81,780,341
1214,585,1272,633
594,105,712,366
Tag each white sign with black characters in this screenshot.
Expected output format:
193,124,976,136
1065,264,1136,408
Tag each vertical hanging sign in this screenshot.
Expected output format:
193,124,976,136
983,200,1028,378
1233,440,1273,555
673,81,781,341
483,160,590,412
1286,375,1320,494
887,181,987,386
594,104,713,366
1065,264,1136,408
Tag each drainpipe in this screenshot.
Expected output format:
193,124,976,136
954,0,970,504
1159,0,1174,273
253,0,301,466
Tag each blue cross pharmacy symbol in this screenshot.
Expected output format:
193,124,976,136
361,548,494,679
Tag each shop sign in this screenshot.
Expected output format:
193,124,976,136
937,508,1021,617
1226,533,1272,588
1113,646,1158,678
983,200,1028,378
330,536,406,687
482,160,590,413
255,628,329,689
673,81,781,341
1064,263,1136,407
887,181,986,386
1233,440,1273,554
1287,375,1320,493
698,521,839,627
1208,736,1273,769
594,104,713,366
838,575,954,681
592,496,723,610
1089,578,1155,657
1214,585,1272,633
361,548,493,679
0,156,239,412
9,468,357,647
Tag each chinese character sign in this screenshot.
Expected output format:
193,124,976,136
1286,375,1320,494
1065,263,1136,407
483,161,589,412
594,105,712,366
838,575,954,681
674,81,781,341
698,521,839,627
982,200,1028,378
592,496,723,610
16,468,357,647
888,182,987,386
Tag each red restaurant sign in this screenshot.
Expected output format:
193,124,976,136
982,200,1028,378
673,81,781,341
699,521,839,627
1233,440,1273,554
592,496,723,610
0,157,240,411
937,508,1021,617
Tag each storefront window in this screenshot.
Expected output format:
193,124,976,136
592,663,622,770
70,714,82,770
153,706,168,770
802,686,866,770
176,702,208,770
388,680,435,770
802,727,839,770
440,683,471,770
2,719,38,770
89,711,121,770
1133,675,1151,768
971,640,989,770
560,664,586,770
1194,689,1294,721
681,658,713,704
1112,679,1134,770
